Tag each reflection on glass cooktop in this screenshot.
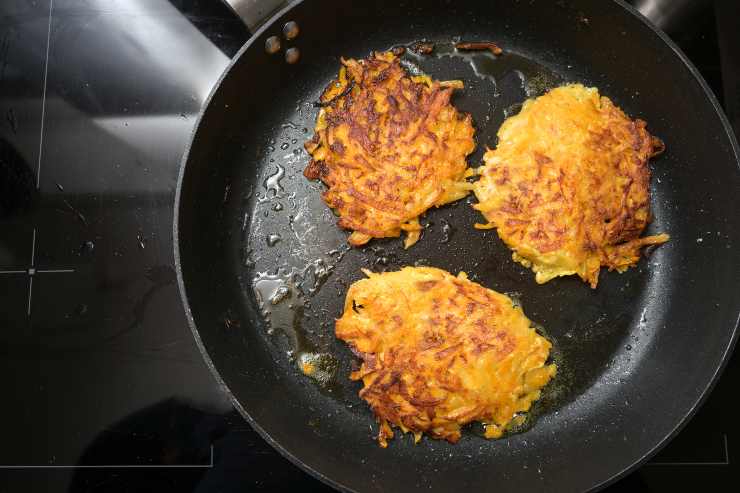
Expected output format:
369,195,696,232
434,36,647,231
0,1,736,491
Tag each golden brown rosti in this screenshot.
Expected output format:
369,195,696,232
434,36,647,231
335,266,556,447
304,51,476,248
473,84,669,288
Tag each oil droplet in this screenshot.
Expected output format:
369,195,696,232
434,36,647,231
264,164,285,198
253,271,313,354
271,285,290,305
506,291,523,309
267,234,282,246
291,138,297,144
431,42,562,102
399,58,425,77
440,219,453,243
253,274,290,315
524,72,554,98
298,352,339,386
241,247,255,268
430,44,498,87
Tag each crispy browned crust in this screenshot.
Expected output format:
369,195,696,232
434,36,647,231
335,267,556,447
473,84,669,287
304,51,476,248
454,41,503,55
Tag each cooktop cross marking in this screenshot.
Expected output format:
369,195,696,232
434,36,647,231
0,228,75,316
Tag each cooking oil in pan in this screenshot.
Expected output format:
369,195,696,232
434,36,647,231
403,40,563,102
266,233,282,246
248,42,565,400
438,41,561,96
298,351,339,386
251,252,347,391
261,163,285,201
252,271,303,340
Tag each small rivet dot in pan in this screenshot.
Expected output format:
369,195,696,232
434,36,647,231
265,36,281,54
283,21,299,40
285,47,300,64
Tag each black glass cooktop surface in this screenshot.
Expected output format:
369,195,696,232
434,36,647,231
0,1,736,491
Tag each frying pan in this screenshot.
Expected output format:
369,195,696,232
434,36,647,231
173,1,740,491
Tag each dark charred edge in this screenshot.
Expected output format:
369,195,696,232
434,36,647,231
313,78,355,108
454,41,503,56
411,41,435,54
650,136,666,158
303,158,328,180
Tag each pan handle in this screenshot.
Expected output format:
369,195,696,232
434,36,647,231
631,0,712,34
221,0,292,34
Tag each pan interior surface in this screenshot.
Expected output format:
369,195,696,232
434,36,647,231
175,1,740,491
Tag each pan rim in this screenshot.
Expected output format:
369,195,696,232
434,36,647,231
172,1,349,491
590,0,740,491
172,1,740,492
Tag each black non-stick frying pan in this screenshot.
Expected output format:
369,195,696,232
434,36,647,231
173,1,740,491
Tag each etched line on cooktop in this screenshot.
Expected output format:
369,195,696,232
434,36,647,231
27,228,36,315
648,434,729,466
0,444,214,469
36,0,54,189
26,275,33,316
0,228,76,317
30,227,36,266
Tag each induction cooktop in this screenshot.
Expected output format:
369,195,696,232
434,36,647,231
0,1,737,491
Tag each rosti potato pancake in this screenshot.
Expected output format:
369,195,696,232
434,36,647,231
304,51,476,248
473,84,669,288
335,267,556,447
